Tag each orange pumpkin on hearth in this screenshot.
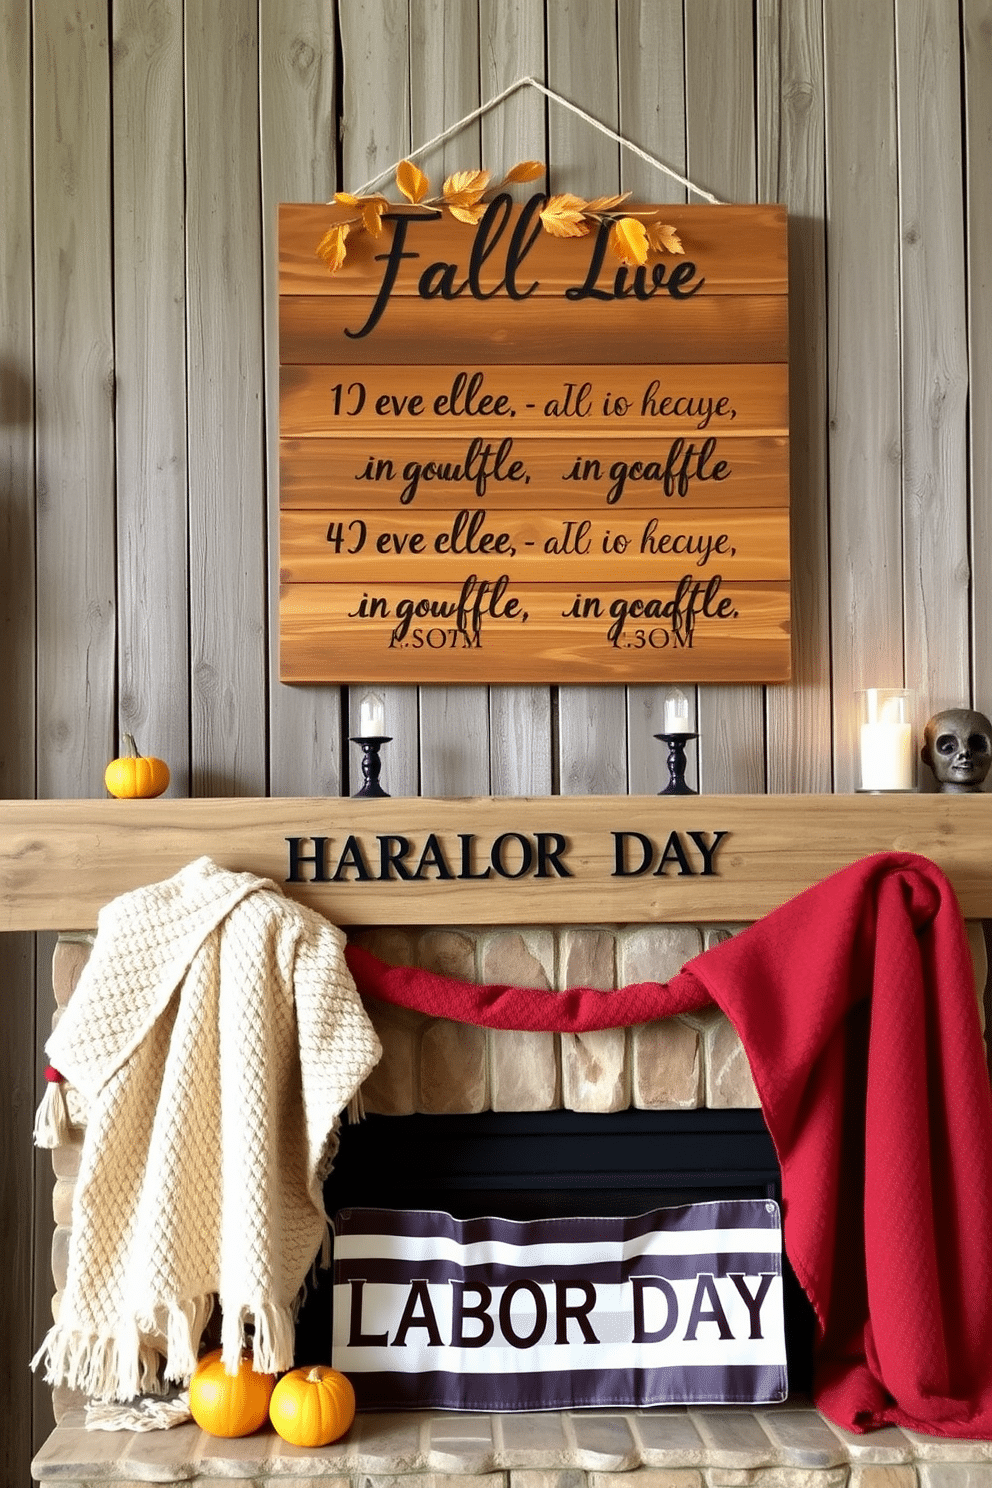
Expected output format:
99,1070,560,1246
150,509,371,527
188,1349,276,1438
268,1364,356,1447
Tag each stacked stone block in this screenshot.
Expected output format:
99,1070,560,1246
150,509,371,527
350,921,765,1117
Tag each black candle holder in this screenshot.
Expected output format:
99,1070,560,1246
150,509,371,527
351,736,392,798
655,732,699,795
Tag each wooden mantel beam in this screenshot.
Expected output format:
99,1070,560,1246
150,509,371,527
0,794,991,931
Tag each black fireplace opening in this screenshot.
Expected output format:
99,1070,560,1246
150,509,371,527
296,1108,816,1393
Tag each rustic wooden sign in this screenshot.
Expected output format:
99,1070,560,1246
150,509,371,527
278,191,790,684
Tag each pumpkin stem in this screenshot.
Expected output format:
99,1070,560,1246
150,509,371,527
305,1367,324,1382
122,731,140,758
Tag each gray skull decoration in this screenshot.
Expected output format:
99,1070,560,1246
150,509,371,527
920,708,992,793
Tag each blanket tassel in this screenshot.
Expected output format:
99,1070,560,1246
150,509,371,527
317,1217,332,1271
221,1301,296,1378
164,1296,214,1385
34,1067,73,1149
245,1303,296,1377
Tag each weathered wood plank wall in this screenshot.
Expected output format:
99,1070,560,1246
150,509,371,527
1,0,987,1479
0,0,37,1480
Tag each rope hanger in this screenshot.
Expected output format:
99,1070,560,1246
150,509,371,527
353,74,725,205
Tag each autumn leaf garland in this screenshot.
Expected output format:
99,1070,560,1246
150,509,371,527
316,160,684,274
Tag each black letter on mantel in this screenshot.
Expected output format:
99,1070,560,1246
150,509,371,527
535,832,573,878
345,211,436,340
612,830,654,876
333,835,373,881
687,830,728,876
654,831,693,877
286,836,329,883
348,1278,388,1347
458,833,493,880
379,835,414,880
490,832,534,879
415,833,455,880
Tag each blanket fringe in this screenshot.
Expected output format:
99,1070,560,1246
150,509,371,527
220,1300,296,1378
163,1296,214,1384
32,1293,215,1402
247,1301,296,1376
32,1324,165,1403
85,1390,191,1432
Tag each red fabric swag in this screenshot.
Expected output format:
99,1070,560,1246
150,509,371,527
344,850,992,1439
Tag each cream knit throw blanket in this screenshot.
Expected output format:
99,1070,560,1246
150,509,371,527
32,856,381,1402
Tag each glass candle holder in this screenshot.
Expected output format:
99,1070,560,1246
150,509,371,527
858,688,914,792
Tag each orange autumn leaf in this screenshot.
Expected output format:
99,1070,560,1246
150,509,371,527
539,193,590,238
321,166,690,270
584,192,631,213
609,216,650,266
362,199,386,237
316,221,350,273
501,160,545,184
396,160,429,204
647,221,684,255
442,168,491,207
447,203,486,225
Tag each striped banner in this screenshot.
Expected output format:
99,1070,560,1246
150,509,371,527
331,1202,787,1411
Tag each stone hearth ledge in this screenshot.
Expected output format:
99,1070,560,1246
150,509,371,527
31,1403,992,1487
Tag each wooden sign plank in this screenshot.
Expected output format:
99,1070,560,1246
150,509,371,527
279,292,789,366
280,436,790,511
279,508,790,583
279,363,790,437
279,579,791,684
278,198,791,683
278,201,789,297
3,793,992,931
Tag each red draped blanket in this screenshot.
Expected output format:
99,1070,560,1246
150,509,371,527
344,851,992,1439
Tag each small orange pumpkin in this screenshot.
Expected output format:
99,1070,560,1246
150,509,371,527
104,733,170,799
268,1364,356,1448
188,1348,276,1438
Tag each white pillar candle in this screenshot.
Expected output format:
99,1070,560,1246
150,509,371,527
860,692,913,790
663,690,691,734
358,691,385,737
860,722,912,789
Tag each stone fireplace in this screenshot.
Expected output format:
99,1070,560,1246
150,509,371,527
32,909,992,1488
6,791,992,1487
